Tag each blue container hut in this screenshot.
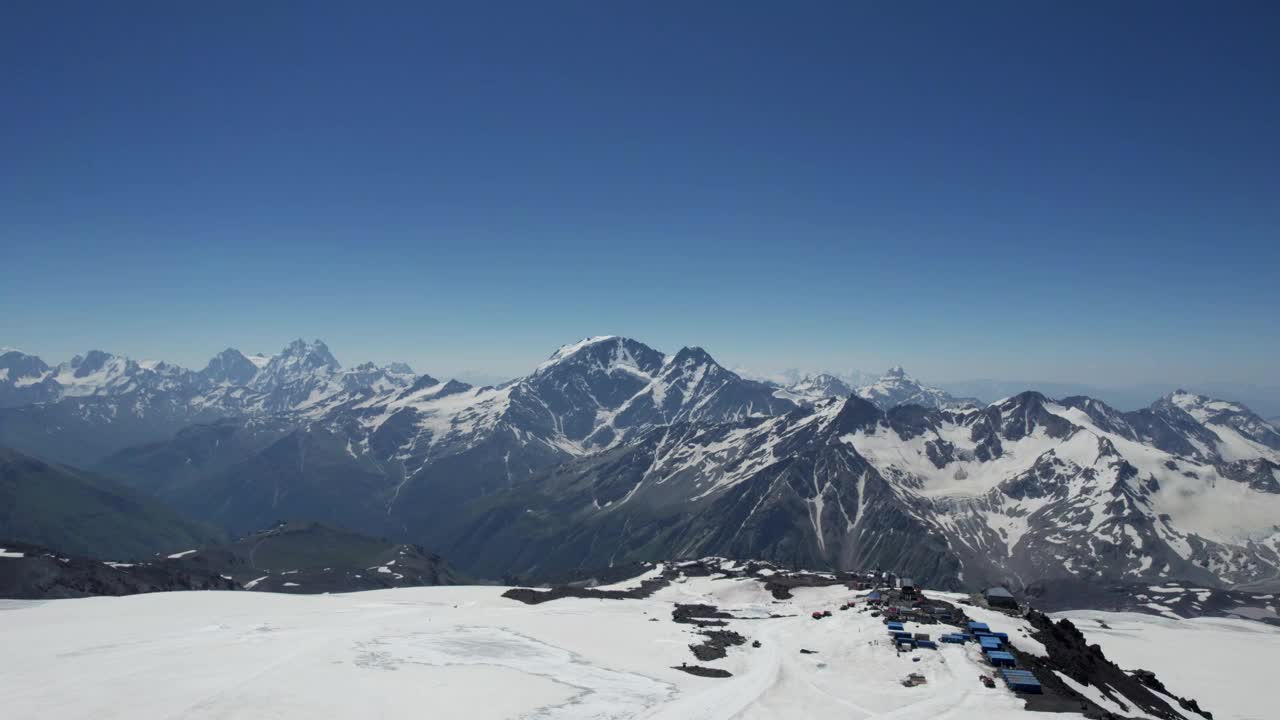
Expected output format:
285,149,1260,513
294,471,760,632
986,650,1016,668
999,669,1042,693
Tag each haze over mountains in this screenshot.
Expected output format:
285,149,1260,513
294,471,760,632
2,335,1279,604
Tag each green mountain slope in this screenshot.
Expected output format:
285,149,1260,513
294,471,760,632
0,447,223,560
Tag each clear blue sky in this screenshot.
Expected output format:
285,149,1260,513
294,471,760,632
2,2,1277,385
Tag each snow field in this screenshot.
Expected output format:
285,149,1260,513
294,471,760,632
2,579,1267,719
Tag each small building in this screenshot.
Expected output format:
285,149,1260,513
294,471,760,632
900,578,917,597
979,636,1003,652
984,586,1018,609
967,621,990,634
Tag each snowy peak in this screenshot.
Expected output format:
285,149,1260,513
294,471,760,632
992,391,1078,441
668,345,715,367
0,351,58,407
774,373,854,406
533,336,664,378
69,350,119,377
855,367,977,411
0,350,50,381
1154,390,1280,455
53,350,149,396
251,339,338,387
201,348,260,386
339,361,417,394
0,339,422,419
805,373,854,394
241,339,422,412
770,366,972,411
883,365,908,379
1157,390,1250,424
276,339,340,372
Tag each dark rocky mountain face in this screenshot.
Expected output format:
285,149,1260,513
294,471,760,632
0,522,462,599
1025,576,1280,625
168,521,463,593
0,541,238,599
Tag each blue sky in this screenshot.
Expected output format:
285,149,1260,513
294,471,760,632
2,2,1277,386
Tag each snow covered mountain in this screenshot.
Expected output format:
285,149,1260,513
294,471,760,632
0,341,417,466
1152,390,1280,459
772,366,979,411
98,336,799,538
855,366,980,410
441,389,1280,594
0,349,194,408
11,335,1280,599
771,373,853,405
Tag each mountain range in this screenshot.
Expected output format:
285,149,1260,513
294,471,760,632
4,335,1279,599
0,341,414,466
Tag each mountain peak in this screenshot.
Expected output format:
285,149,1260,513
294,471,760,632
997,390,1050,409
0,350,50,377
72,349,113,370
777,373,854,405
534,336,666,378
671,346,717,367
807,372,844,383
536,336,621,371
855,368,977,411
275,339,340,371
832,394,885,434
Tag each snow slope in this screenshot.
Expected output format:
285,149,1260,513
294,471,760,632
2,578,1091,720
1055,610,1280,720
